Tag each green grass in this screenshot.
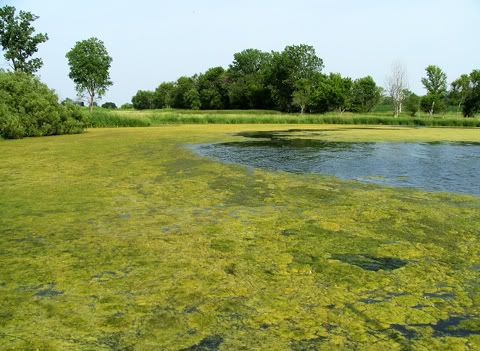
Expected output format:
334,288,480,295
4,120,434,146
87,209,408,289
84,108,480,128
1,125,480,350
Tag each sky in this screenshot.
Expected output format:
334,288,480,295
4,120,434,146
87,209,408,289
2,0,479,105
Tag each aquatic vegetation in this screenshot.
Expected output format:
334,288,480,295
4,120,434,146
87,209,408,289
1,125,480,350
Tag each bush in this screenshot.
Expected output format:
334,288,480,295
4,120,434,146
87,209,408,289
0,71,85,139
101,102,117,109
120,103,133,110
405,93,420,116
420,94,447,115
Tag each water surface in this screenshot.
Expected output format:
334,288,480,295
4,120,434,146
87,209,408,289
190,130,480,196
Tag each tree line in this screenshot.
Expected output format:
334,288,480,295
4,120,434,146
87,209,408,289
132,47,480,117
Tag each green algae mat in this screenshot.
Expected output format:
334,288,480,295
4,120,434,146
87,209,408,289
1,125,480,351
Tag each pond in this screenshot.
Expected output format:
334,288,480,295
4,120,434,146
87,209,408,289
190,130,480,196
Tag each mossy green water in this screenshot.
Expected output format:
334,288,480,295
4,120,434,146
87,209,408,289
1,125,480,350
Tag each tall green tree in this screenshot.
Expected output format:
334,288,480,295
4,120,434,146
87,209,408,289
228,49,272,109
132,90,155,110
350,76,381,113
197,67,228,109
421,65,447,115
312,73,352,113
450,74,471,112
404,91,420,116
66,38,113,111
0,6,48,74
462,70,480,117
171,76,197,109
154,82,175,108
267,44,324,111
292,78,314,114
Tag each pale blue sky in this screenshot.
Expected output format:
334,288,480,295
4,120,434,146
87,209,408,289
2,0,479,104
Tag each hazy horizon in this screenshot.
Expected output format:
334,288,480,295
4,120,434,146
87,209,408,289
2,0,479,105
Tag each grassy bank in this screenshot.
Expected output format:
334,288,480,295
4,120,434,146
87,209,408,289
1,125,480,350
84,108,480,128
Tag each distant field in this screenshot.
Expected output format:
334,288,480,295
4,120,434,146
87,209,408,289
84,108,480,128
1,125,480,350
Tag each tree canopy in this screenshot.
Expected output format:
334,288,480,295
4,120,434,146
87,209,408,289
0,5,48,74
66,37,113,111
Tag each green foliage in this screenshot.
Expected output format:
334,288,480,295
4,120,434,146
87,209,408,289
422,65,447,96
101,101,117,109
420,94,447,115
90,109,480,128
268,44,324,111
310,73,352,113
120,103,133,110
0,71,84,138
350,76,381,113
228,48,273,109
85,109,151,127
132,90,155,110
0,6,48,74
197,67,229,109
421,65,448,115
185,88,201,110
154,82,175,108
450,74,470,111
292,78,314,114
404,93,420,116
66,37,113,110
462,70,480,117
172,76,197,109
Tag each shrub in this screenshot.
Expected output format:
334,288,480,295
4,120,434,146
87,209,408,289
420,94,447,115
101,102,117,109
0,71,85,139
405,93,420,116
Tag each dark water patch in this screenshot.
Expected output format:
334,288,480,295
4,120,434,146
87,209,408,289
281,229,300,237
359,291,409,304
408,316,480,338
190,133,480,196
423,291,455,299
182,335,224,351
183,305,198,314
33,283,64,298
331,254,408,271
360,298,384,304
432,316,480,337
390,324,419,340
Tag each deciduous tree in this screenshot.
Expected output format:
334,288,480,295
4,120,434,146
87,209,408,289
350,76,381,113
0,5,48,74
66,38,113,111
421,65,447,115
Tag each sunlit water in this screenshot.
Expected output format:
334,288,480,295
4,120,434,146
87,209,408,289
190,131,480,196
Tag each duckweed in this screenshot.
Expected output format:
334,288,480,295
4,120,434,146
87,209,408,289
1,125,480,350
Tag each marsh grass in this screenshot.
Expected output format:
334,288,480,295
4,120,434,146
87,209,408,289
84,108,480,128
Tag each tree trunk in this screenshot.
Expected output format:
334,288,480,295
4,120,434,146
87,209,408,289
89,94,95,112
429,101,435,116
300,105,305,114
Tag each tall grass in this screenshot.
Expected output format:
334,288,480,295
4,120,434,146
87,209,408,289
84,109,151,127
83,108,480,128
